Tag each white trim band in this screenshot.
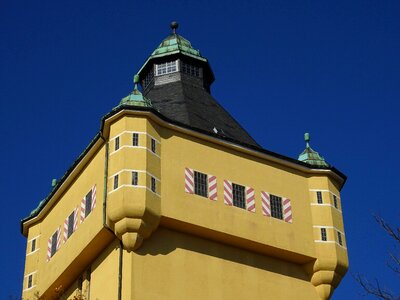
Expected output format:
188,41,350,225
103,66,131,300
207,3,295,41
23,285,37,292
109,145,161,159
313,225,345,235
108,184,161,198
310,203,342,212
24,270,38,277
109,169,160,182
27,235,40,243
309,189,340,199
314,240,347,249
26,248,40,256
110,130,161,144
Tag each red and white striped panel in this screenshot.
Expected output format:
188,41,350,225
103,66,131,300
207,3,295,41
56,227,61,250
223,180,233,206
47,228,61,261
283,198,293,223
208,175,217,201
261,191,271,217
47,237,52,262
80,196,86,223
185,168,194,194
63,216,69,243
91,185,97,211
73,207,78,231
246,187,256,212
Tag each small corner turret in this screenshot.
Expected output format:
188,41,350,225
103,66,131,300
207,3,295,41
298,133,329,167
119,74,152,107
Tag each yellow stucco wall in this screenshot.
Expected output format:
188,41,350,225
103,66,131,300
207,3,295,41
159,128,315,259
22,111,347,300
130,227,319,300
22,144,107,299
89,239,121,300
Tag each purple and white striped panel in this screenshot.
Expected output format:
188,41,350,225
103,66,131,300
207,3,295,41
246,187,256,212
56,227,61,250
63,217,69,243
91,185,97,211
283,198,293,223
185,168,194,194
261,191,271,217
80,196,86,223
73,207,78,231
223,180,233,206
47,237,52,262
208,175,217,201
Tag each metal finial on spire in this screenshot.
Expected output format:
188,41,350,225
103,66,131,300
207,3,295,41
119,74,152,108
170,21,179,34
304,132,310,148
133,74,140,90
298,132,329,167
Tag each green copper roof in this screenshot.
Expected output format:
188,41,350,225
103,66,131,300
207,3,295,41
120,75,152,107
29,199,45,216
298,133,329,167
138,22,207,75
150,33,206,61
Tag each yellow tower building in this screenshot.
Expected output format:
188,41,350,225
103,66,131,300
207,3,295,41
21,23,348,300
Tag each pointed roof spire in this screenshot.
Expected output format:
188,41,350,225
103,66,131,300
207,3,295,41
298,133,329,167
120,75,152,107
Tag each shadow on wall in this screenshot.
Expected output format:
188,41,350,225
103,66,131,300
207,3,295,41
135,226,311,282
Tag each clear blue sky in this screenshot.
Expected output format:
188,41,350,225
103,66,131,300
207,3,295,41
1,1,399,298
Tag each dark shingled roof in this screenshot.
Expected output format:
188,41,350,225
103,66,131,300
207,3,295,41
145,80,260,147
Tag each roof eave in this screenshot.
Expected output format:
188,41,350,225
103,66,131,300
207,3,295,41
21,106,347,235
137,51,208,75
102,106,347,185
20,134,104,236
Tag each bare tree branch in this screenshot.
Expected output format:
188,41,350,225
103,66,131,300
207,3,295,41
374,215,400,243
354,274,398,300
387,252,400,275
355,215,400,299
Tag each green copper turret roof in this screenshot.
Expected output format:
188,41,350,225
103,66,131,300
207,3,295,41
150,33,206,61
120,75,152,107
298,133,329,167
138,22,207,75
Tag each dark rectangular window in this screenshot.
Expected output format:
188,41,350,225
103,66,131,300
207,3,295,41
321,228,327,241
51,231,58,257
31,239,36,252
143,69,154,88
270,194,283,219
27,274,33,288
317,191,323,204
338,232,343,246
232,183,246,209
85,190,92,217
151,177,156,193
194,171,208,197
114,175,119,190
132,171,138,186
132,133,139,146
67,211,75,238
115,137,120,151
333,195,338,209
151,138,156,153
181,61,200,77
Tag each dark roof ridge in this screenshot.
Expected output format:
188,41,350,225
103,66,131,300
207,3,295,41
181,82,260,147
